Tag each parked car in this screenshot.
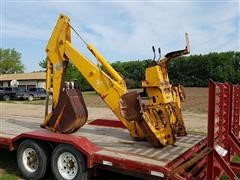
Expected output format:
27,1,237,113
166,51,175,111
0,87,50,101
27,87,49,101
0,87,18,101
14,87,31,100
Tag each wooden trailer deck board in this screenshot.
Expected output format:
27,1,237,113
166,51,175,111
0,115,204,166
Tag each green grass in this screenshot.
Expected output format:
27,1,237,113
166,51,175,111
0,99,47,105
0,150,54,180
232,156,240,163
0,92,107,108
0,150,21,180
220,156,240,179
0,173,19,180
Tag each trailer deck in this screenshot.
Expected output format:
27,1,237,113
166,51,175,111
77,126,203,167
0,114,204,178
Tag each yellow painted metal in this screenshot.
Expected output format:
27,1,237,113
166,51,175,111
42,14,144,139
142,65,173,104
142,34,190,138
87,44,124,84
45,14,71,109
64,41,144,139
41,14,190,146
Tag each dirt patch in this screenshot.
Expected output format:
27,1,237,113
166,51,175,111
0,103,115,120
0,103,207,134
2,88,209,113
182,87,208,113
0,87,208,133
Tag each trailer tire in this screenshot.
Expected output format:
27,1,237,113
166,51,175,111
17,140,49,180
51,144,88,180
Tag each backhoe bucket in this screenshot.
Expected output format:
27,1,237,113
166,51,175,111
44,88,88,134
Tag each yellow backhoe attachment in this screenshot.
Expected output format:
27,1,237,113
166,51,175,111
41,14,190,147
141,33,190,138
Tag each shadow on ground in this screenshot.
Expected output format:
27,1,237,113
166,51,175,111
0,149,21,180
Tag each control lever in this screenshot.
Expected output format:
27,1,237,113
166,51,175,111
158,47,161,63
152,46,156,61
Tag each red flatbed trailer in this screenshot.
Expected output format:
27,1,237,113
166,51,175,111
0,115,205,179
0,81,239,179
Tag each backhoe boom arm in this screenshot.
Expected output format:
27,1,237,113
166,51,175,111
42,14,144,139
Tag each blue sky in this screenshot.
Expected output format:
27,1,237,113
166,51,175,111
1,1,239,72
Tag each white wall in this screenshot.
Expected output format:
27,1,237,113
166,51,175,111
18,80,36,86
3,82,8,87
1,80,46,89
36,81,46,88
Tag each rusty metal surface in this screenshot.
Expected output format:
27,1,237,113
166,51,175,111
120,91,164,146
120,91,142,122
45,88,88,133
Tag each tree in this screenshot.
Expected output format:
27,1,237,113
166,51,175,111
39,51,240,89
0,48,24,74
39,58,92,90
111,59,153,88
39,59,47,69
169,51,240,86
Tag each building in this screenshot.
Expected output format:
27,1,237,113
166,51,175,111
0,72,46,89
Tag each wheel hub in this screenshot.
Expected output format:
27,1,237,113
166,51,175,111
57,152,78,180
22,148,39,173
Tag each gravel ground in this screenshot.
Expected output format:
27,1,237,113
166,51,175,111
0,102,207,134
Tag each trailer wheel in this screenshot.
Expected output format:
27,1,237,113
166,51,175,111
17,140,49,180
51,144,88,180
